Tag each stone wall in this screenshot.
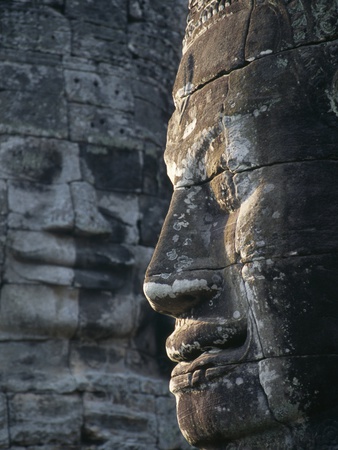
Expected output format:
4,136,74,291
0,1,191,448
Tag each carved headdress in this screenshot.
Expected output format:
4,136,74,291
184,0,242,52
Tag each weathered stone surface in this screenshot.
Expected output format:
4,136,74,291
69,103,136,147
9,393,82,446
82,392,157,447
64,69,134,111
71,181,112,235
0,340,76,392
0,394,9,449
0,0,188,448
175,1,252,97
139,195,171,247
81,144,143,192
167,41,338,188
0,136,81,183
96,191,140,244
77,291,141,340
144,0,338,448
0,5,71,54
0,284,78,340
8,181,74,231
156,396,192,450
66,0,127,29
243,254,338,358
69,341,127,391
0,59,68,137
71,20,128,65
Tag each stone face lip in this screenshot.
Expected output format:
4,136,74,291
144,0,338,447
6,230,134,289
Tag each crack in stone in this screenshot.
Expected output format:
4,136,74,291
231,157,338,175
179,36,338,100
149,247,338,279
174,157,338,190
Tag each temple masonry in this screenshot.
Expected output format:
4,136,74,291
0,1,193,449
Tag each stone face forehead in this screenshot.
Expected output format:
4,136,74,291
184,0,251,56
176,0,337,101
167,40,338,188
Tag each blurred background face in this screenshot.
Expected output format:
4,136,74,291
0,136,141,341
145,0,338,447
0,2,192,448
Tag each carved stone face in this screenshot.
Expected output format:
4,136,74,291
0,136,141,341
144,1,338,447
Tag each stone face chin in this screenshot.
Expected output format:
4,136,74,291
143,0,338,448
171,356,338,448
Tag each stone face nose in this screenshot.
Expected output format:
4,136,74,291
144,270,223,317
144,183,232,317
146,184,233,278
70,181,112,236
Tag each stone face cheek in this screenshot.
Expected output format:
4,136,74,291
144,0,338,448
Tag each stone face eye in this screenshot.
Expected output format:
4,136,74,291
210,170,238,213
0,139,62,185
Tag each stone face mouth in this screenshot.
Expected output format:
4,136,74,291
5,230,134,289
168,317,250,392
166,317,247,362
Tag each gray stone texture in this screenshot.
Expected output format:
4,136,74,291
144,0,338,448
0,0,192,449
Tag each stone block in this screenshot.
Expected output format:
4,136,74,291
173,3,251,98
64,69,134,111
0,393,9,449
0,340,76,392
71,181,112,235
0,61,63,94
0,89,68,138
82,392,157,447
80,144,143,192
134,95,167,147
69,103,136,147
9,393,82,446
77,291,140,340
243,254,338,358
96,191,139,244
71,20,128,64
8,181,74,232
0,284,78,340
0,60,67,138
234,161,338,261
5,255,74,286
66,0,127,29
0,5,71,55
0,136,81,183
69,341,127,391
